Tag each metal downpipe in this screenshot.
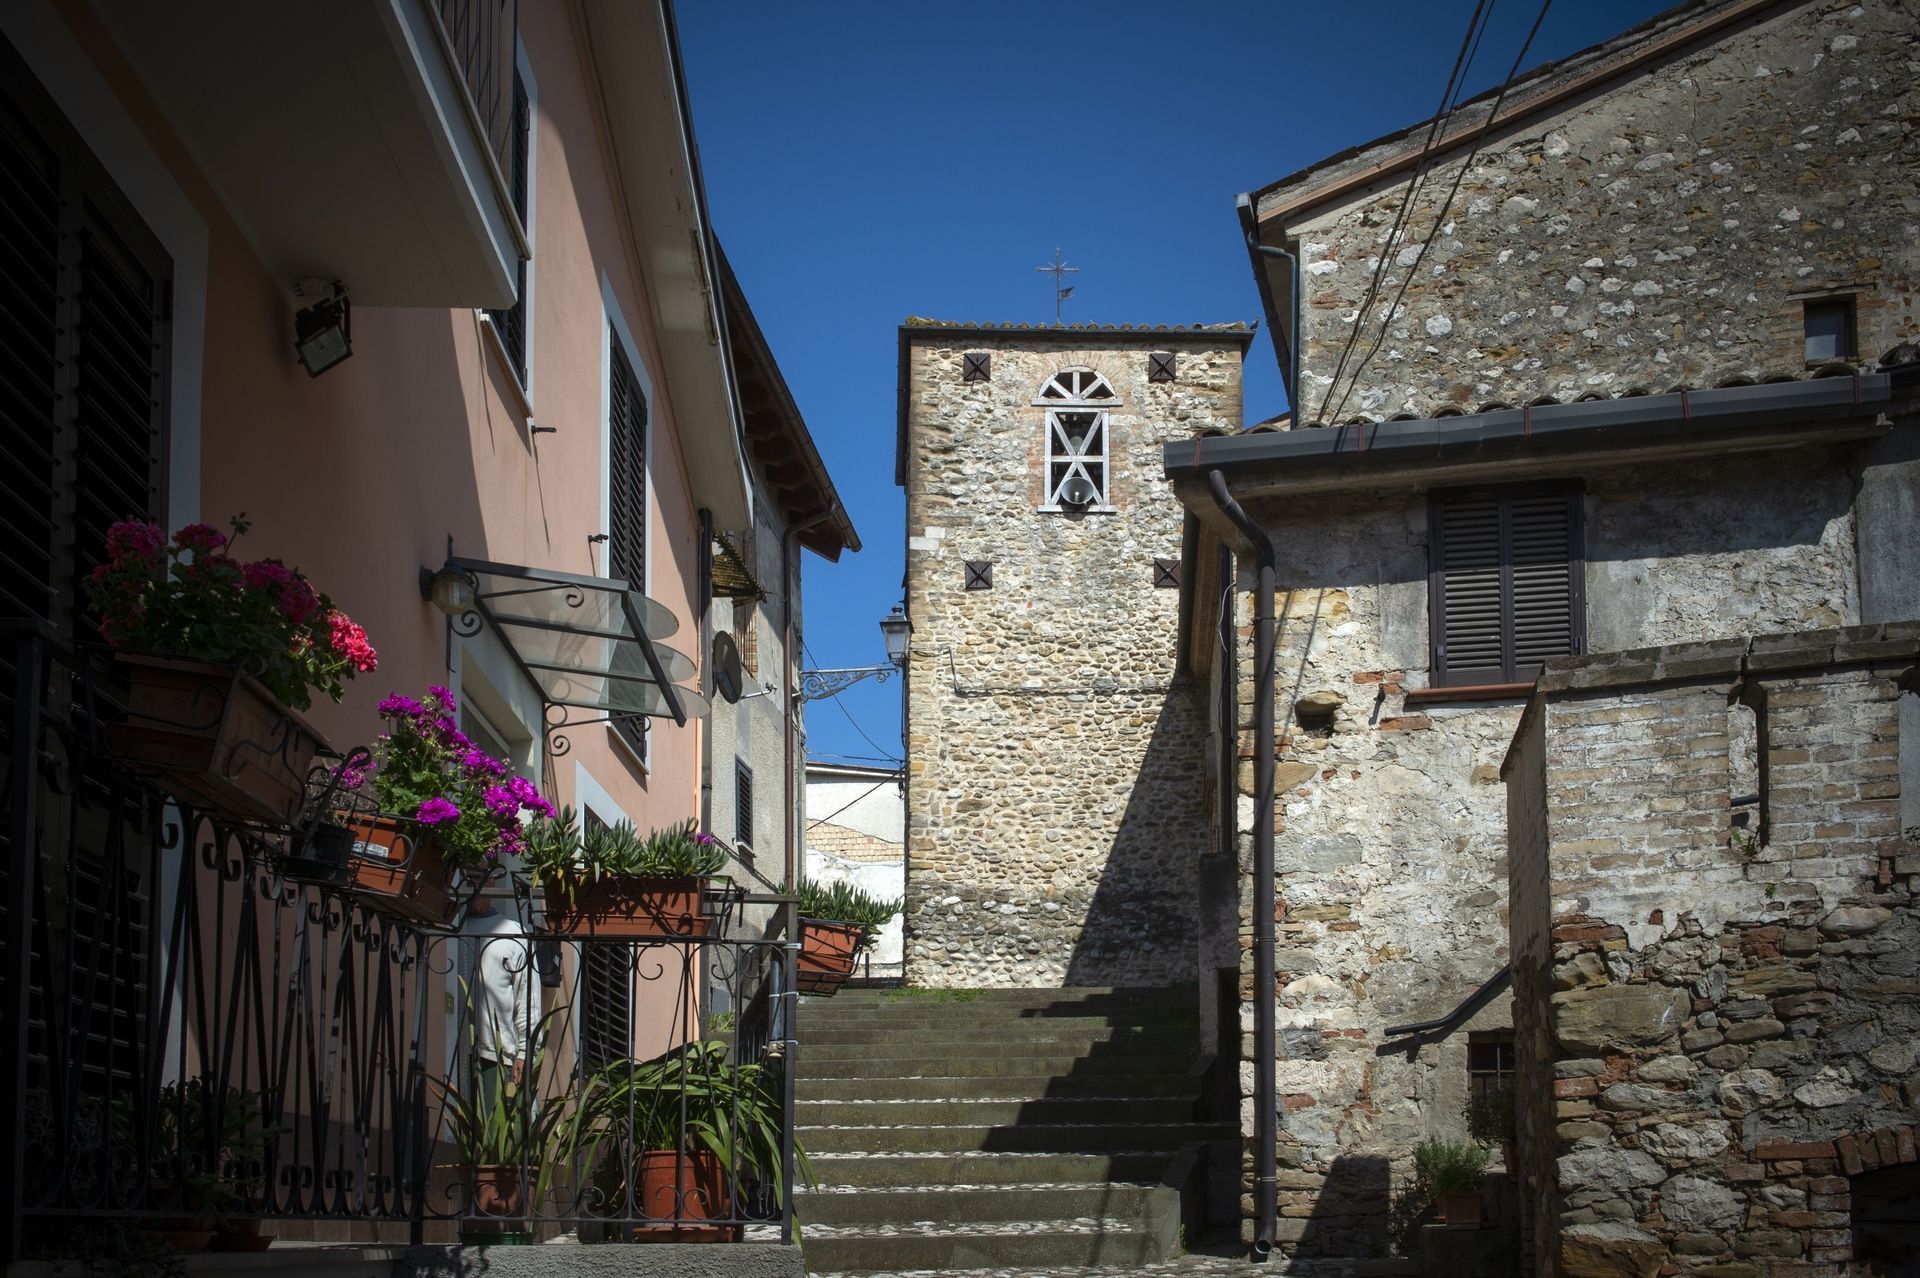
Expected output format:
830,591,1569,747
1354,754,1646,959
1207,469,1278,1258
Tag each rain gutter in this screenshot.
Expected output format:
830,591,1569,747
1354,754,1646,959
1238,194,1300,413
1205,469,1277,1259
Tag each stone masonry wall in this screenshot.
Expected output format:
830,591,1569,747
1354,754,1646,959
1223,441,1867,1257
900,327,1246,986
1509,623,1920,1278
1263,0,1919,422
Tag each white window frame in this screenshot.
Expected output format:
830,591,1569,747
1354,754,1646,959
600,274,657,768
1033,368,1119,513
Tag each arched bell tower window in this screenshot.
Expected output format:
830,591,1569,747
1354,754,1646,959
1035,368,1118,512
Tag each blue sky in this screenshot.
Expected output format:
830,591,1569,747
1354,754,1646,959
678,0,1674,767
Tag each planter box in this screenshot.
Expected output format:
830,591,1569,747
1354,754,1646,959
796,918,863,996
1439,1188,1484,1230
279,821,355,886
106,653,325,826
543,877,711,939
346,815,461,926
623,1149,740,1243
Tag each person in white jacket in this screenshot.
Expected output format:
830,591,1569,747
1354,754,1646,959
461,886,535,1128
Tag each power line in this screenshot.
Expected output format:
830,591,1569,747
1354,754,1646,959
1312,0,1495,427
800,638,902,763
806,769,903,832
1323,0,1556,428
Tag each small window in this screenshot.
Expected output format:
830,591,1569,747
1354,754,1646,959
579,809,634,1068
1035,369,1116,510
1803,297,1855,363
735,760,754,847
1429,486,1584,688
1467,1033,1516,1097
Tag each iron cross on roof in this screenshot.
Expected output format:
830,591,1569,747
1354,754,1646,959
1035,247,1079,324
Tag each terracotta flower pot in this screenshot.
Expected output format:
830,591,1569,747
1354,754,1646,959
543,877,711,939
346,816,460,925
796,918,863,995
1439,1188,1484,1230
106,653,325,826
625,1149,739,1243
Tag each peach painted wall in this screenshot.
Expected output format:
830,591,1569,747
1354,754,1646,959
52,0,710,840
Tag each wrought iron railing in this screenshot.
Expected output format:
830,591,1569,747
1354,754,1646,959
1,625,801,1260
431,0,518,179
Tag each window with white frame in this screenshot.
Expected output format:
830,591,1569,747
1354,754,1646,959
1035,368,1117,511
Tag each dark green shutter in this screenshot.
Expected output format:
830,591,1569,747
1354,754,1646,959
1431,488,1582,687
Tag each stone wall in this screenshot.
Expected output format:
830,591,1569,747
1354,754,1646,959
1507,623,1920,1278
1261,0,1920,421
898,325,1246,986
1216,436,1875,1255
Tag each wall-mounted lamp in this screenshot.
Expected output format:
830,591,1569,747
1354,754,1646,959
292,280,352,378
418,561,477,616
880,604,911,670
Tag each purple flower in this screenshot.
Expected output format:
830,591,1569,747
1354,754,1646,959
427,685,455,709
337,763,368,792
416,797,460,825
377,693,423,718
482,785,519,819
694,832,716,846
461,748,508,777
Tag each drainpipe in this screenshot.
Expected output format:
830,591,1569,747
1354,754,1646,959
782,508,837,888
1238,193,1302,416
698,509,715,836
1207,469,1278,1259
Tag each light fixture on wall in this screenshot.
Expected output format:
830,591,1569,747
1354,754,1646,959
292,279,352,377
880,604,911,670
419,559,477,616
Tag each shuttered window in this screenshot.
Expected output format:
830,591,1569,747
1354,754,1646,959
0,34,171,657
1429,487,1583,687
734,760,753,847
608,330,647,758
577,810,633,1069
485,64,530,386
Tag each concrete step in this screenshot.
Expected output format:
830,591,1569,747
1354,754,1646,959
820,987,1196,1012
798,1120,1234,1155
801,1021,1196,1048
797,1095,1200,1127
796,1181,1158,1226
801,1037,1197,1066
797,1221,1163,1273
804,1151,1172,1188
801,1006,1199,1030
798,1072,1201,1102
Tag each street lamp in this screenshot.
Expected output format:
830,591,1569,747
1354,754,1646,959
797,604,911,701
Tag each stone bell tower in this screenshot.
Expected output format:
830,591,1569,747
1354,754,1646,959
894,319,1252,987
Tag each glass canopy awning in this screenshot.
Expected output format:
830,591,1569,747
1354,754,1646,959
429,557,708,742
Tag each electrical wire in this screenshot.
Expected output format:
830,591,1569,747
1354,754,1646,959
806,769,904,832
1312,0,1496,427
1321,0,1556,428
800,637,903,764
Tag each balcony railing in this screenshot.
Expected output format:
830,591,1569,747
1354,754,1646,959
431,0,519,180
1,624,801,1260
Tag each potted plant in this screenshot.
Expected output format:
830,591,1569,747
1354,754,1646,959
429,999,575,1245
1412,1138,1490,1230
574,1039,810,1242
347,687,553,925
121,1078,286,1252
787,878,901,997
85,515,377,825
525,809,727,938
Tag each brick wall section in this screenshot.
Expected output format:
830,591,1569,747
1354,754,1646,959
1506,621,1920,1278
900,327,1246,986
1261,1,1919,420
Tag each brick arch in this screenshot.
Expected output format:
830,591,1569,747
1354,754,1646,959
1750,1128,1920,1267
1754,1126,1920,1178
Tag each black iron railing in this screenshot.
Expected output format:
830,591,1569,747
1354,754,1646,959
431,0,518,178
1,625,801,1259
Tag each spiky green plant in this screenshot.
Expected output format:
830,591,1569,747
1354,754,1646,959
428,991,582,1210
785,878,902,949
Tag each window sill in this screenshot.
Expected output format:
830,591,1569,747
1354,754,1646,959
1404,682,1536,706
476,311,535,424
1035,504,1118,515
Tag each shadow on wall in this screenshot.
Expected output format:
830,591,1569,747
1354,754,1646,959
1293,1155,1392,1258
1063,687,1207,987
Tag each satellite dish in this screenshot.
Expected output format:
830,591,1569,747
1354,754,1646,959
1059,475,1098,508
712,632,744,704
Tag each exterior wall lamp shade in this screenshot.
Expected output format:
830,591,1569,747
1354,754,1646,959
880,605,910,669
294,290,352,377
420,564,477,616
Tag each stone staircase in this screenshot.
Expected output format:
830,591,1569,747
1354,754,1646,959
793,986,1230,1276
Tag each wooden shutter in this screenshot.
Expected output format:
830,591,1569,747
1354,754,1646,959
1431,488,1582,687
607,331,647,756
734,760,753,847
